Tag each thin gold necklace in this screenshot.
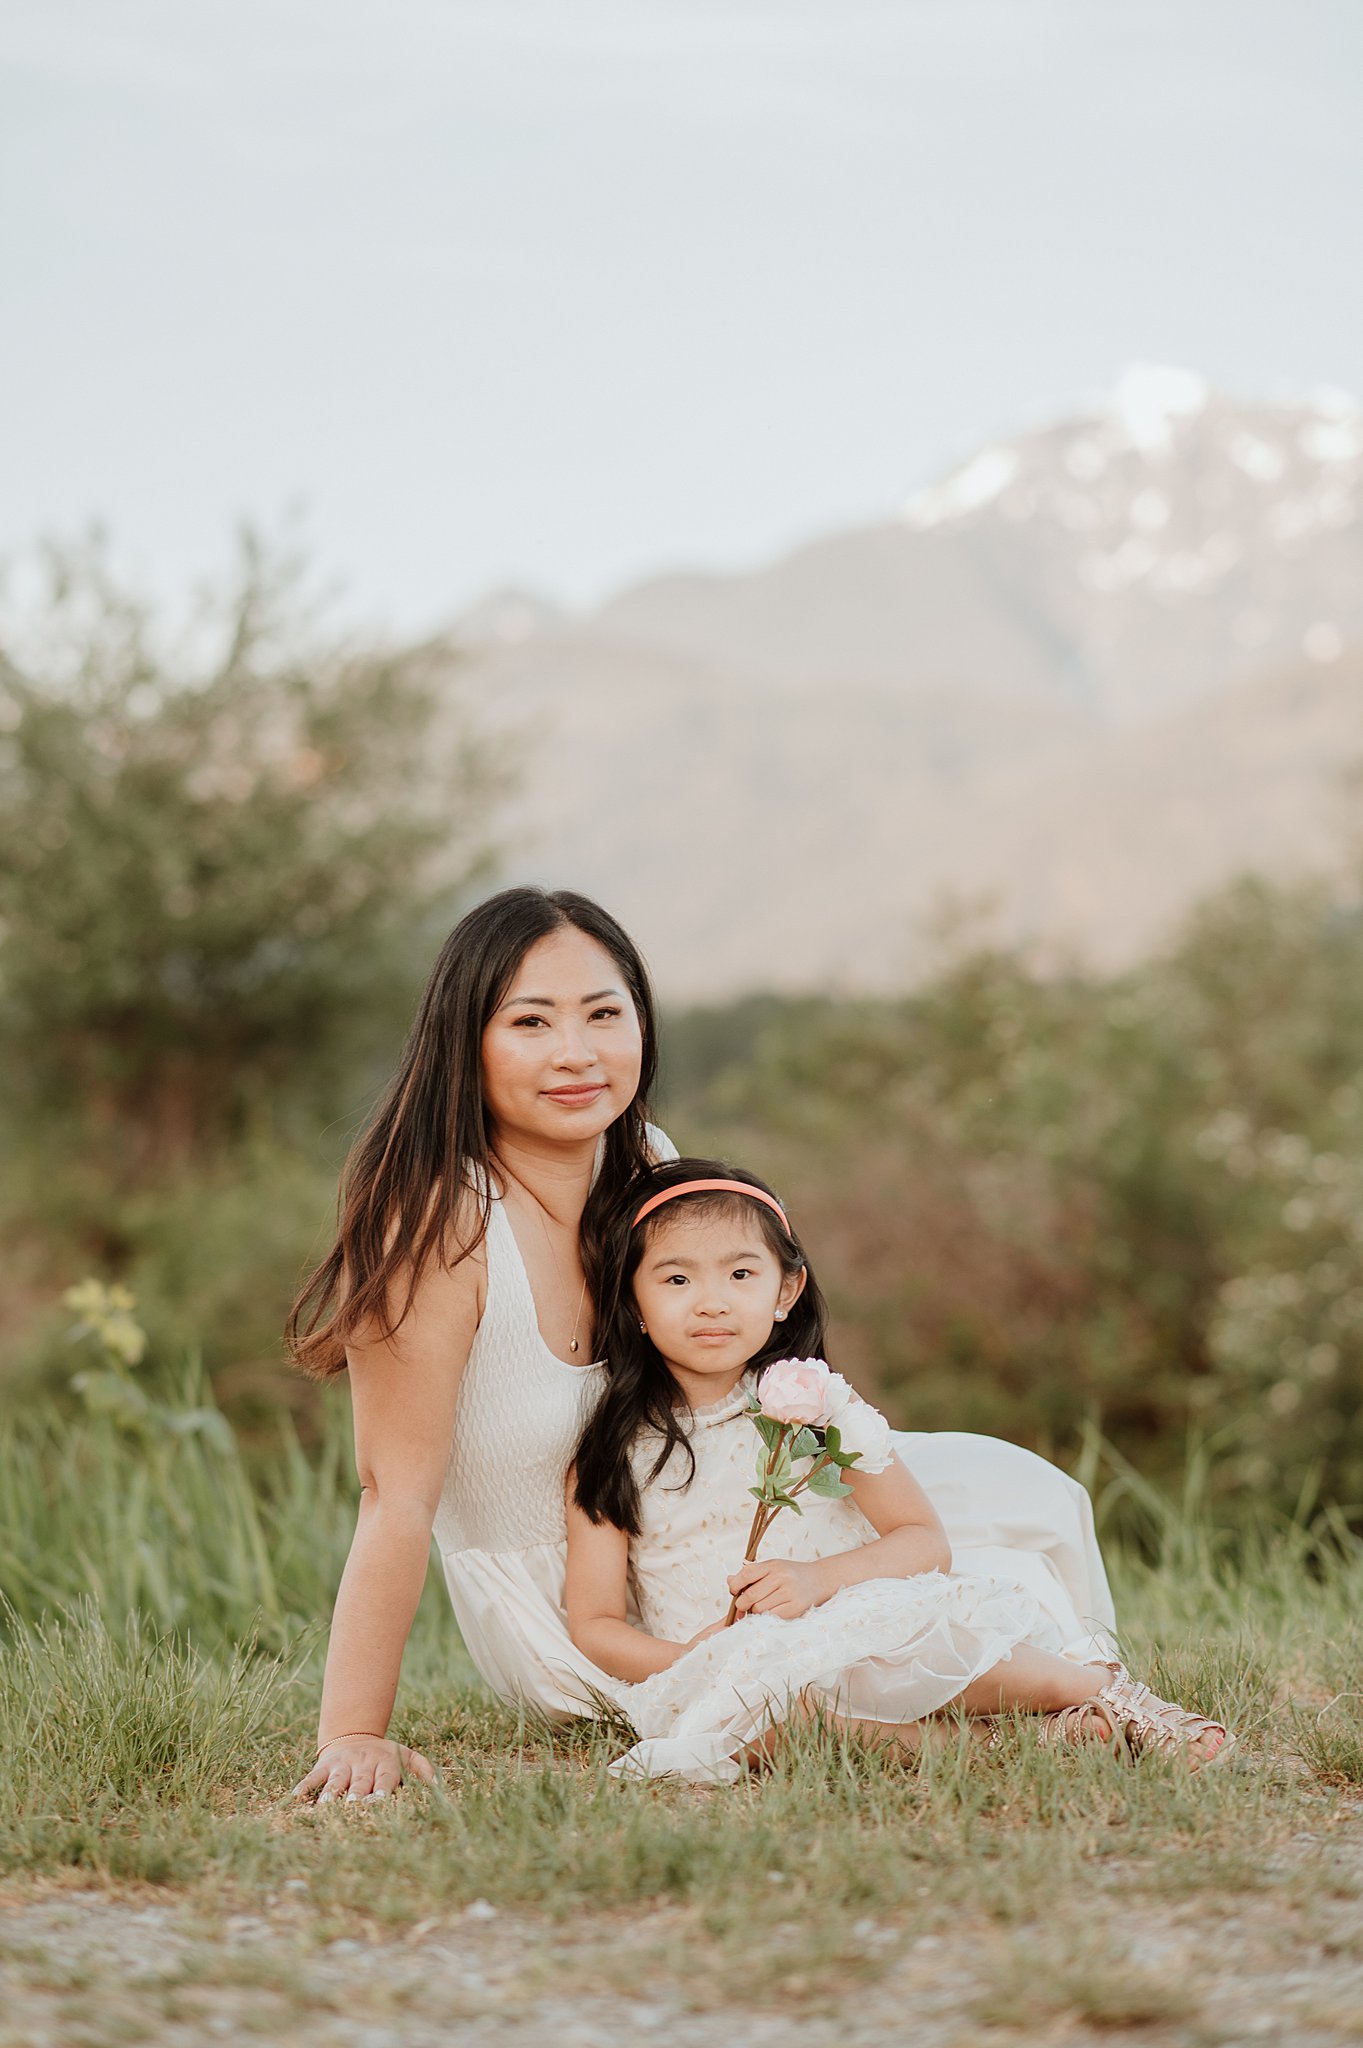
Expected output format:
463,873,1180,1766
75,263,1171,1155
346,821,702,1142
500,1166,590,1356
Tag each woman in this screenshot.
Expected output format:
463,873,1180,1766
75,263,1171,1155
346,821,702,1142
289,887,1115,1802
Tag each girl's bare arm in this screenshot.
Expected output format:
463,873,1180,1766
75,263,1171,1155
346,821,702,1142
564,1474,718,1681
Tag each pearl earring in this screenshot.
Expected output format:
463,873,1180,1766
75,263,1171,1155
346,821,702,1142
775,1309,787,1322
638,1319,648,1334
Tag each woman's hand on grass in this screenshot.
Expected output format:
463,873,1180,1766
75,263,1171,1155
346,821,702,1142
290,1737,436,1804
727,1557,826,1620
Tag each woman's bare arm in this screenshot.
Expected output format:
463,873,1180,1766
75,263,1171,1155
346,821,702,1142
291,1240,484,1801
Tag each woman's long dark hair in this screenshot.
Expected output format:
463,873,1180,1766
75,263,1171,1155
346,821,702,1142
288,887,659,1378
573,1156,830,1533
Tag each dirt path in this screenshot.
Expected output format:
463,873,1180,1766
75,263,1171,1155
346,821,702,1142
3,1818,1362,2048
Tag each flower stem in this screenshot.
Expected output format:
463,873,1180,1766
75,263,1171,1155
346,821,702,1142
723,1425,791,1626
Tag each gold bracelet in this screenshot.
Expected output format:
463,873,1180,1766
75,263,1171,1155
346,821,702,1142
316,1730,388,1757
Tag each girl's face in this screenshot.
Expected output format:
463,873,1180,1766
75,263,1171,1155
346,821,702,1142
632,1204,805,1409
481,927,644,1155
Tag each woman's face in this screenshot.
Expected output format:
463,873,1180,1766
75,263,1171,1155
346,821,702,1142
481,927,644,1152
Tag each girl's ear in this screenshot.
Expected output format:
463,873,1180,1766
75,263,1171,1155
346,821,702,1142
776,1264,807,1316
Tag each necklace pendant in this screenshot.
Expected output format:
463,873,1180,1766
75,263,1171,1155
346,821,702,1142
569,1337,579,1353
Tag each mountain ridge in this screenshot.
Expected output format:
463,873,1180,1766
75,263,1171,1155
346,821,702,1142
450,369,1362,995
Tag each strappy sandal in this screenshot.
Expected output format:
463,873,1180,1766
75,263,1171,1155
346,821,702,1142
1037,1664,1236,1770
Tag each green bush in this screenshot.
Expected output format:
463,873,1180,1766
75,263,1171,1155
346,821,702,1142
0,533,506,1393
0,531,503,1159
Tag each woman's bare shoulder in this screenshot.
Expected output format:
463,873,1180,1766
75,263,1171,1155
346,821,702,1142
346,1182,490,1360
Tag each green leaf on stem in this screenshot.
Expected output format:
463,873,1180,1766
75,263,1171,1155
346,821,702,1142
806,1465,853,1499
790,1427,820,1461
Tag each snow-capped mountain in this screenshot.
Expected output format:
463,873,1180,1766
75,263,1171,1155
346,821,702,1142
580,365,1362,723
451,369,1362,995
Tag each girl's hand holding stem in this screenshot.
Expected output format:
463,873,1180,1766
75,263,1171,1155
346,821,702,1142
291,1736,436,1804
728,1556,827,1620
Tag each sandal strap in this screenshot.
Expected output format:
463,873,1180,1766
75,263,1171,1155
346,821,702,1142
1035,1701,1120,1752
1093,1673,1232,1757
1035,1662,1127,1750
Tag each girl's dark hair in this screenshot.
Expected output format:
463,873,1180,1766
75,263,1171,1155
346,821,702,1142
573,1156,829,1534
287,887,659,1378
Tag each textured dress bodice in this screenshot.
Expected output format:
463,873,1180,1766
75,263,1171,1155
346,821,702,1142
431,1195,604,1557
628,1385,879,1644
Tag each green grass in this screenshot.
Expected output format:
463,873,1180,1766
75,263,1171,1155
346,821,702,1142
0,1359,457,1666
2,1371,1362,2030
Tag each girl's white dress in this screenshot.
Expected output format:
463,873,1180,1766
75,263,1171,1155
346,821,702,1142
612,1386,1062,1781
430,1140,1117,1722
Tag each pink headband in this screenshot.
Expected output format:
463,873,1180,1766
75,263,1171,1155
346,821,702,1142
631,1178,792,1235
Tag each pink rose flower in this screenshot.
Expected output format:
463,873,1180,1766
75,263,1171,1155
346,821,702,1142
756,1357,833,1427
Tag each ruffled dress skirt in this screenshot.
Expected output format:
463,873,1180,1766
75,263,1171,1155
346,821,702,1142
611,1569,1058,1783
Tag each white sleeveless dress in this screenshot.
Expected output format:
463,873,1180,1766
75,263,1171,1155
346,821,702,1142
430,1136,1117,1718
430,1185,623,1715
612,1384,1062,1782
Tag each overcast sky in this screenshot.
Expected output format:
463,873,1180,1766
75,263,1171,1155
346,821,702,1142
2,0,1360,632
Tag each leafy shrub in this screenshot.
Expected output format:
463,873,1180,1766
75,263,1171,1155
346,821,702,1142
0,532,504,1162
663,873,1363,1512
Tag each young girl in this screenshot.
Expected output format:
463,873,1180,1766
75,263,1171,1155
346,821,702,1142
565,1158,1235,1783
